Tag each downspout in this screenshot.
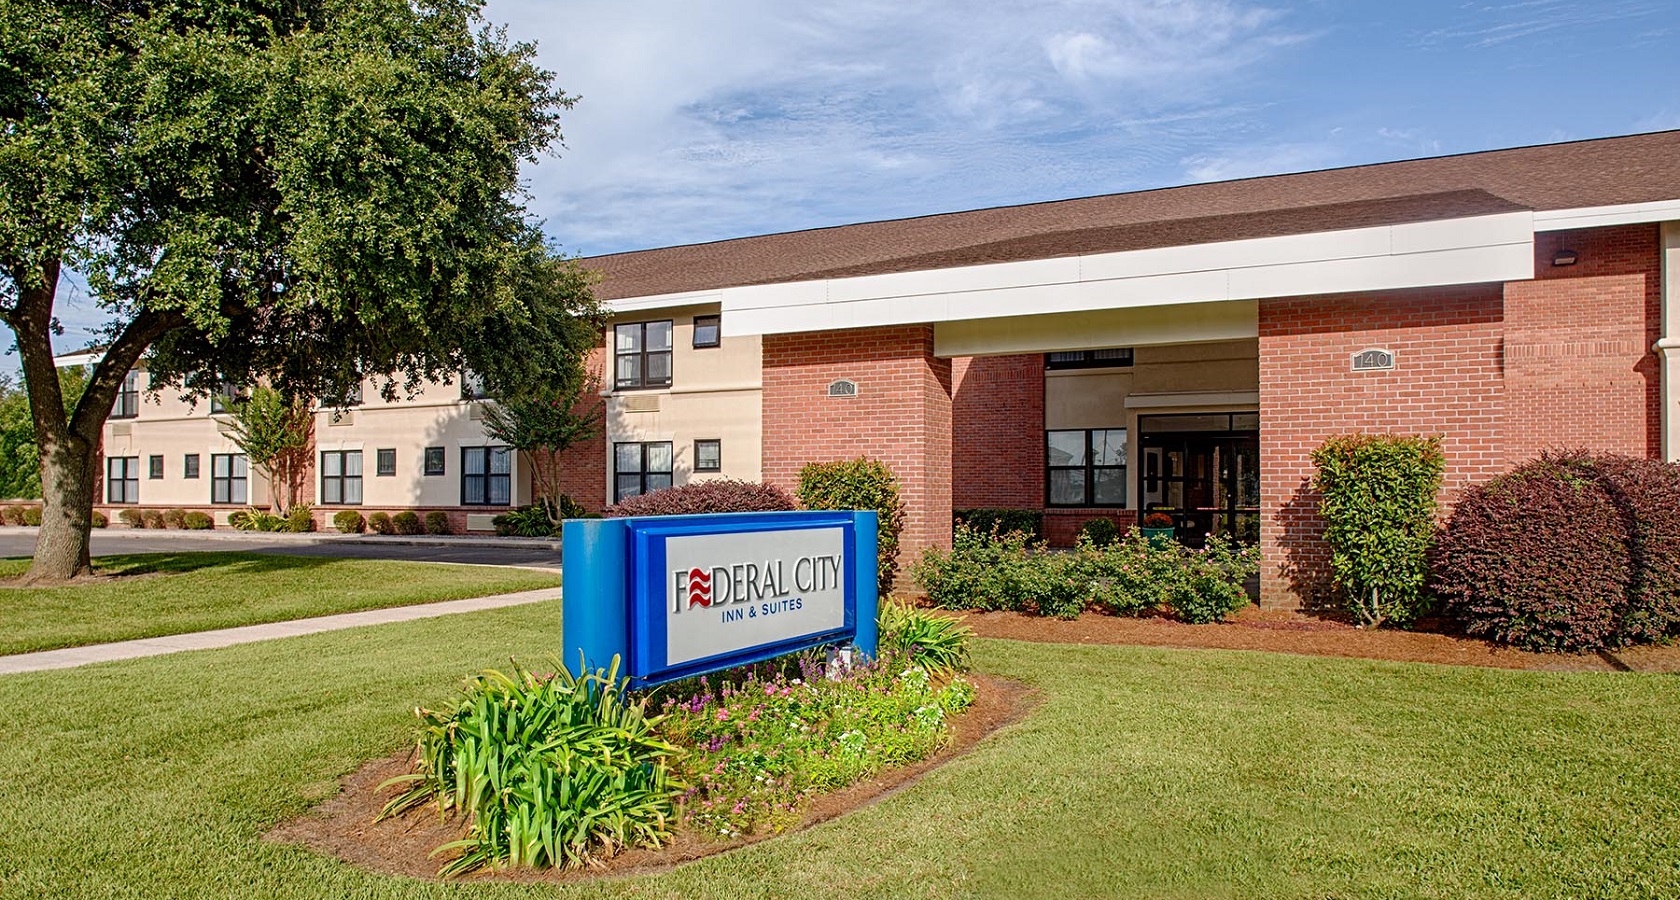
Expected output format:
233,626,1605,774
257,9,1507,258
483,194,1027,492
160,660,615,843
1662,222,1680,463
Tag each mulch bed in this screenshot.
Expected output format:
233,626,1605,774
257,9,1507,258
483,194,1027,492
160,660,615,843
266,672,1038,883
955,605,1680,673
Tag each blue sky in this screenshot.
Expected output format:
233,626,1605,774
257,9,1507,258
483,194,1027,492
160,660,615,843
25,0,1680,365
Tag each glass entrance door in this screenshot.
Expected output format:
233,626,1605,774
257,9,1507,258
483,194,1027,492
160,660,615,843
1139,414,1259,546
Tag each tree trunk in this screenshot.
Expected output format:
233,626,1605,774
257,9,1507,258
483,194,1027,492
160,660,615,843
26,430,97,581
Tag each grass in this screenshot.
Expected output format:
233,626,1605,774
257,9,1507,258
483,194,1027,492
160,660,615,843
0,552,560,655
1,608,1677,899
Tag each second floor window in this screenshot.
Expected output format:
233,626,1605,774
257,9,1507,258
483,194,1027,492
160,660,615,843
184,454,200,479
320,450,363,505
461,446,511,506
692,314,721,348
106,457,139,504
459,369,490,400
112,371,139,419
615,321,673,390
209,382,243,414
211,453,248,505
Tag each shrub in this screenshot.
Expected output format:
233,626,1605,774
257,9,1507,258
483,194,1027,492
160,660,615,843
953,508,1042,539
1312,434,1445,628
162,508,187,529
1590,455,1680,644
1077,517,1119,548
141,508,165,529
333,510,365,534
118,508,144,528
0,506,20,525
1433,453,1629,652
90,510,107,528
20,505,42,526
379,660,682,875
232,507,286,532
367,512,394,535
392,510,421,535
493,503,558,537
425,511,451,535
797,459,906,591
182,511,213,530
227,509,250,530
878,601,972,675
285,504,316,533
604,479,796,518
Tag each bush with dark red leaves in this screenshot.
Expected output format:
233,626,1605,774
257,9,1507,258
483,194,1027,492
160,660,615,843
603,479,796,518
1433,451,1680,652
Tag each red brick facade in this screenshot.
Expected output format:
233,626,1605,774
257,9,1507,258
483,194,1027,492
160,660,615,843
761,325,953,567
950,354,1044,510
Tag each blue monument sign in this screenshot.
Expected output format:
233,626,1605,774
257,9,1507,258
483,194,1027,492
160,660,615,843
562,510,879,687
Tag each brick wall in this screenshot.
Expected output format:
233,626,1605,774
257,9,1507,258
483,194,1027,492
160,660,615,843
761,325,953,571
554,346,608,514
951,354,1044,510
1258,285,1507,608
1505,225,1661,462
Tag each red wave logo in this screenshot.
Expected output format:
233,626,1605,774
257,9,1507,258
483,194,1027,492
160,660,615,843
687,568,712,608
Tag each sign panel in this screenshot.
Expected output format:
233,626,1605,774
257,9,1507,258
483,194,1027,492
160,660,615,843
1351,347,1396,371
662,527,847,666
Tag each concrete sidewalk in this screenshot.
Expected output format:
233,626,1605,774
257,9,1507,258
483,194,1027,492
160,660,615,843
0,586,561,675
0,525,562,552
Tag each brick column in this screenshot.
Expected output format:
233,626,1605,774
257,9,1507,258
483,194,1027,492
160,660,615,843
951,354,1044,510
1661,221,1680,462
761,325,953,575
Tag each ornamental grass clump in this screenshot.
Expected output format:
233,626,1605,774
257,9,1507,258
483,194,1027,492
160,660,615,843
878,600,973,675
380,659,683,876
657,651,973,838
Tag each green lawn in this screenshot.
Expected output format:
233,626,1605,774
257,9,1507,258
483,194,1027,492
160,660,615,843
0,552,560,655
1,608,1676,899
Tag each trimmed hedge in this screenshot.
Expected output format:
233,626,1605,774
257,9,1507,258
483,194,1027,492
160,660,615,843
90,510,107,528
367,512,394,535
425,511,451,535
141,509,165,529
1076,517,1119,548
392,510,421,535
797,459,906,592
183,511,213,530
285,504,316,533
1433,451,1680,652
604,479,796,518
20,505,42,526
953,508,1042,540
162,508,187,529
1312,434,1444,628
333,510,365,534
118,508,143,528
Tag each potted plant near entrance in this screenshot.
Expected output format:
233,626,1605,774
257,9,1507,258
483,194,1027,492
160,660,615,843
1139,510,1176,547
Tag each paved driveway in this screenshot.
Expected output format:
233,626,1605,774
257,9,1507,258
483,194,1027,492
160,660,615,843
0,530,561,568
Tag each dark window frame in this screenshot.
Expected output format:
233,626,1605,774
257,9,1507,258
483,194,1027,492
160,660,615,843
183,454,200,479
692,314,721,349
614,320,674,390
112,371,139,419
460,446,512,506
319,449,363,506
459,369,491,401
210,453,248,505
208,382,243,414
376,448,396,477
1044,348,1134,370
147,455,164,480
1045,428,1128,508
423,446,446,477
106,457,139,504
613,441,674,503
694,439,722,472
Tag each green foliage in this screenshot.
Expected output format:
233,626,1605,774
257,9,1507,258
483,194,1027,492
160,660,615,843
658,654,974,837
481,384,604,521
141,509,165,529
117,509,143,528
797,458,906,591
915,525,1258,624
878,601,972,676
367,512,394,535
1312,434,1445,627
332,510,365,534
284,504,315,533
21,504,42,526
89,510,107,528
182,511,212,530
162,509,187,529
493,503,558,537
0,506,18,525
424,511,451,535
380,659,682,875
953,508,1042,540
231,507,286,532
1077,517,1120,548
391,510,421,535
223,387,314,514
0,367,88,499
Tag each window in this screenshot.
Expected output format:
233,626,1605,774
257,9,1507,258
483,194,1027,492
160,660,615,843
148,455,164,479
112,371,139,419
461,446,511,506
1047,428,1127,507
614,321,673,389
614,441,673,502
184,454,200,479
423,446,446,476
209,382,243,414
692,314,721,348
106,457,139,504
694,439,721,472
1045,348,1134,370
459,369,490,400
376,448,396,477
211,453,248,505
319,450,362,505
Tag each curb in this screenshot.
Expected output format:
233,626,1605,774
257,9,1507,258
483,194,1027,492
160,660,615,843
0,526,562,553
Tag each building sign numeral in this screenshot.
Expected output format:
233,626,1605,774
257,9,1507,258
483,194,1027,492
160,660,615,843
1351,348,1396,372
827,379,858,398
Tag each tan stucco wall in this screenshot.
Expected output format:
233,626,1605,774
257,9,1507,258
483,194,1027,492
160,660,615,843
100,369,271,516
1662,221,1679,462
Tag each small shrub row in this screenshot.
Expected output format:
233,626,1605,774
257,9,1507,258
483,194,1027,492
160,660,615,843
333,510,365,533
603,480,796,519
916,525,1258,623
953,508,1042,540
112,507,215,529
2,505,44,526
1433,451,1680,652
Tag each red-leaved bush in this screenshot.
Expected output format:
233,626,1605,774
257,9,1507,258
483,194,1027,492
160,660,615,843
1433,451,1680,652
603,479,796,518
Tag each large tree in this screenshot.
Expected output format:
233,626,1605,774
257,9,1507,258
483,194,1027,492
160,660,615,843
0,365,88,499
0,0,602,580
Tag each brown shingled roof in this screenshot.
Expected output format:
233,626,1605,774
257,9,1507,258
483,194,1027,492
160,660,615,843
585,130,1680,301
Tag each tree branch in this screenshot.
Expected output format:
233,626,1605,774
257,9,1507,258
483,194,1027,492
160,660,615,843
68,303,187,440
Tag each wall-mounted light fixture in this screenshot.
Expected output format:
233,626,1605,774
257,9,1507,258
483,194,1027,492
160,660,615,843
1552,248,1579,266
